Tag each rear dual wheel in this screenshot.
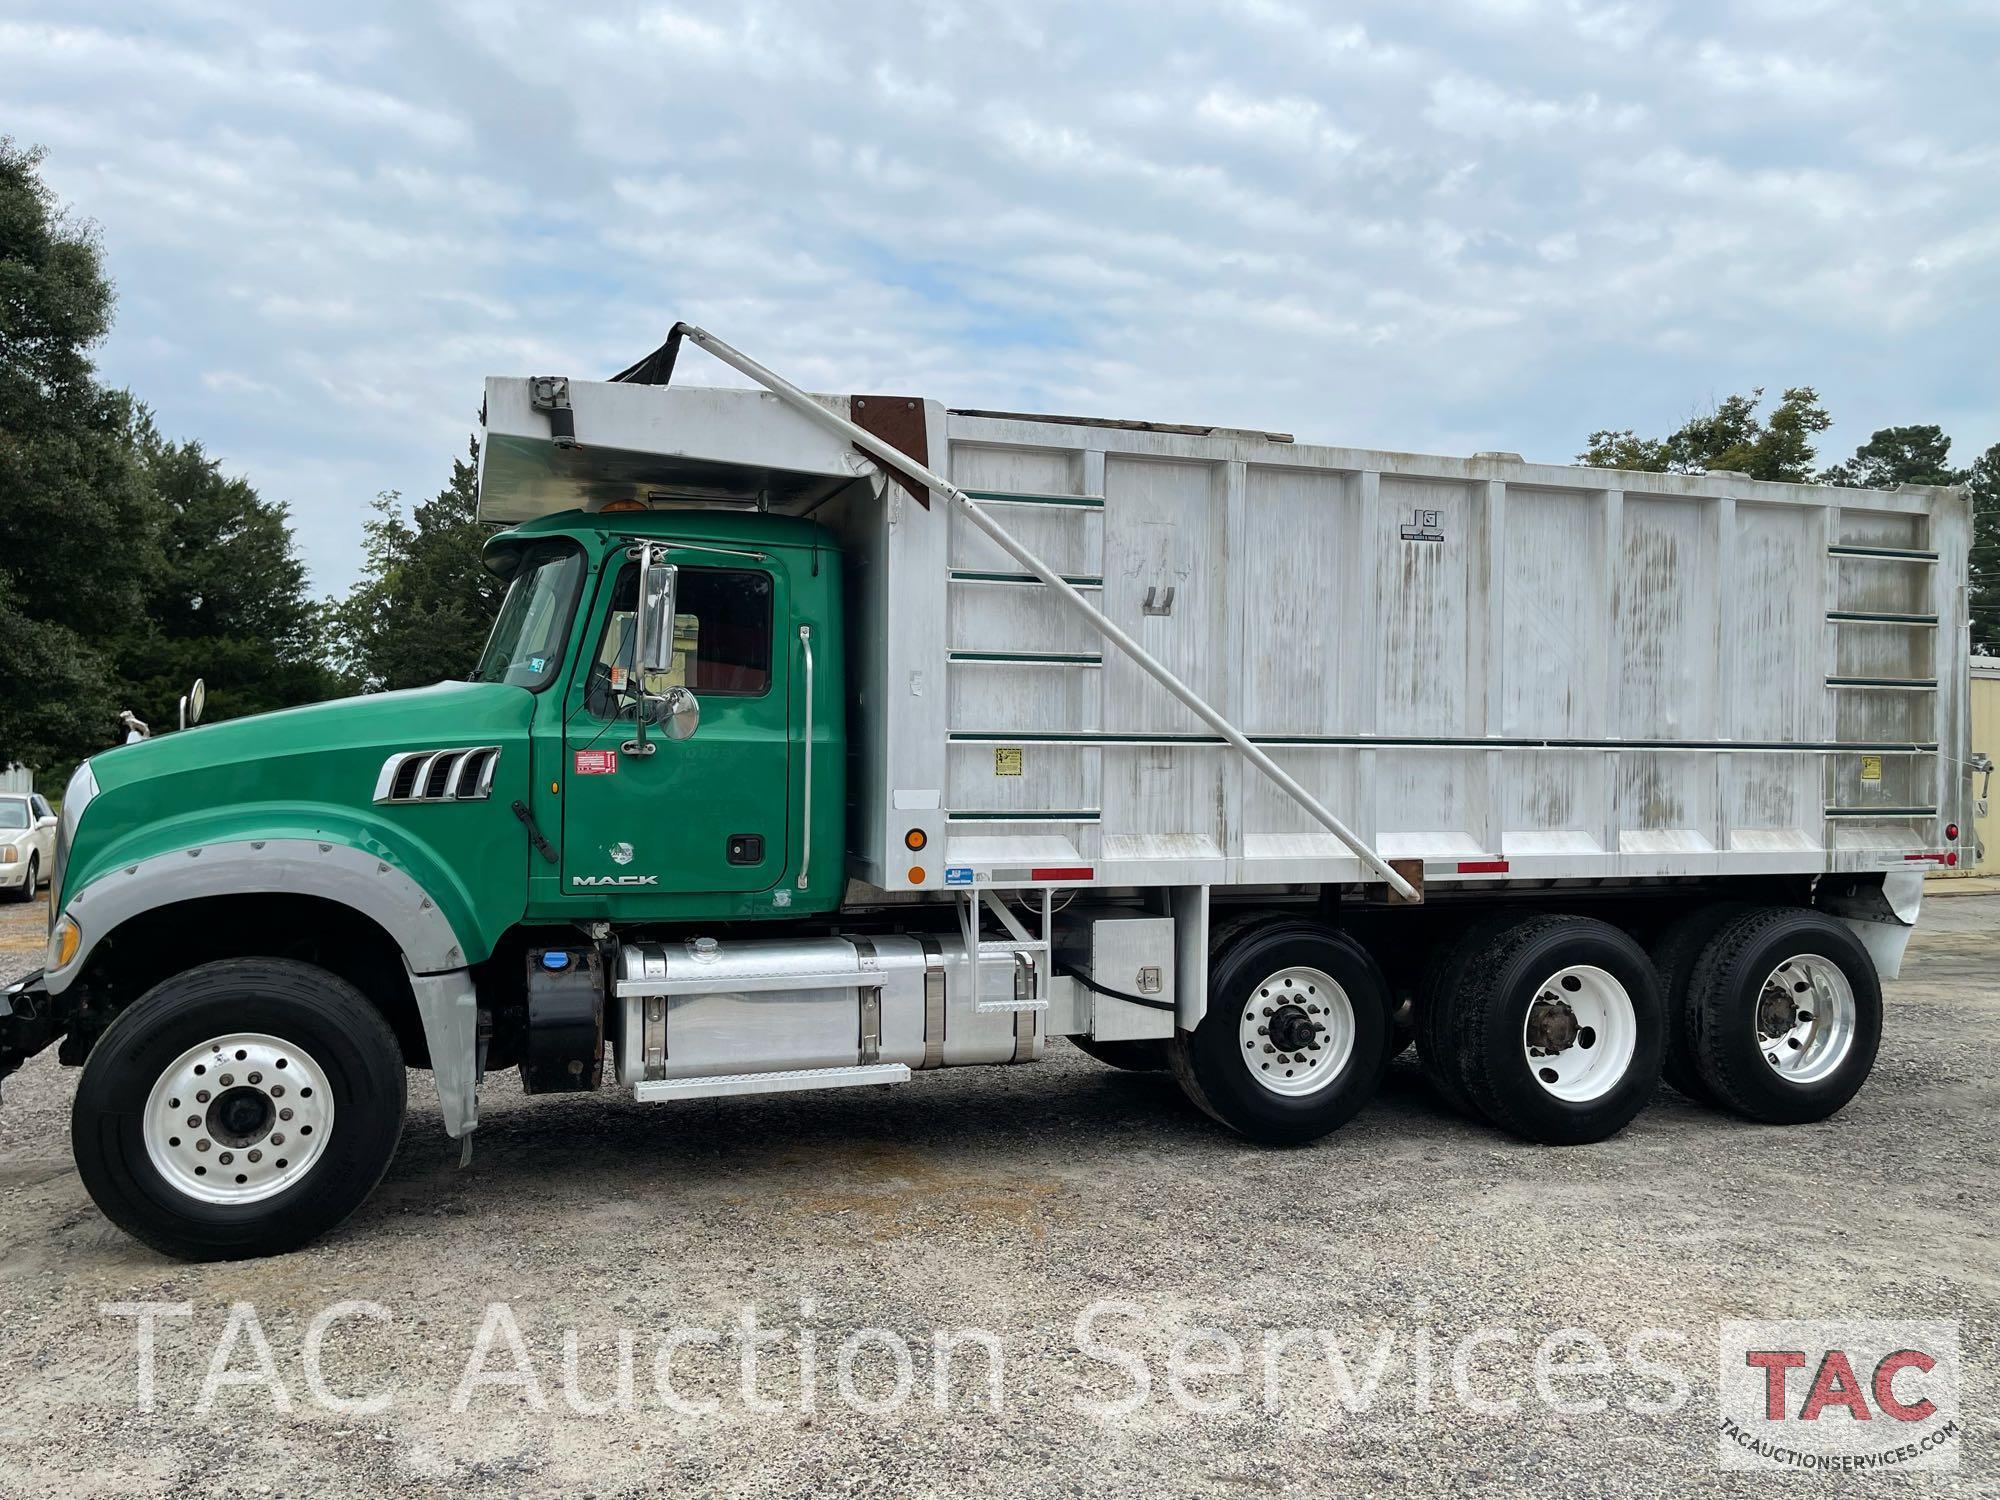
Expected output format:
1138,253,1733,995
1419,915,1664,1145
1171,921,1391,1144
1683,908,1881,1124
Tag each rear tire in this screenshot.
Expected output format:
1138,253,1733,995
1686,907,1881,1124
1170,921,1390,1144
1647,903,1747,1103
1070,1036,1170,1072
72,958,406,1261
1431,915,1664,1144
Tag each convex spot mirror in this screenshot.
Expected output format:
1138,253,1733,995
652,685,700,741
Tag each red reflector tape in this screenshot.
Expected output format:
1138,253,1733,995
1456,859,1510,874
1903,853,1947,863
1030,866,1094,882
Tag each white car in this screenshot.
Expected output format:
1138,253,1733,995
0,793,56,902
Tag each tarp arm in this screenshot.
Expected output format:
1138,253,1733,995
629,324,1419,903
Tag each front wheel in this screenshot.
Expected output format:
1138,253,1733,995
1170,921,1390,1144
72,958,407,1261
7,855,34,902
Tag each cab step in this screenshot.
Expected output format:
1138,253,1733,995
631,1063,910,1103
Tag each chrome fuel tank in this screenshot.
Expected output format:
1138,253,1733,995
611,933,1039,1086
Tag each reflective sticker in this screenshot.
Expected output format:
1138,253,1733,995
609,841,634,865
945,866,974,886
529,656,547,673
574,749,618,775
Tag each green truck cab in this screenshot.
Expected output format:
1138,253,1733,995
10,504,848,1259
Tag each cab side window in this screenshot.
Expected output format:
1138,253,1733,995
586,563,773,717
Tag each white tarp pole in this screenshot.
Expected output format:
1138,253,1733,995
666,325,1419,903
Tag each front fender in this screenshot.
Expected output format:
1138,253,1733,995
45,808,496,996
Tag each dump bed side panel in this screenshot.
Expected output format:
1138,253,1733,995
916,414,1972,892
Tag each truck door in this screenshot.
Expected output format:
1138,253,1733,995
559,555,789,896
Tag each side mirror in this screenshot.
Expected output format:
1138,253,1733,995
635,547,678,675
36,815,56,830
653,685,700,741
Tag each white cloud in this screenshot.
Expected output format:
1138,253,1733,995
2,0,1994,592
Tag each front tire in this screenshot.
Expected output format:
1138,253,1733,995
72,958,406,1261
8,855,34,902
1170,921,1390,1144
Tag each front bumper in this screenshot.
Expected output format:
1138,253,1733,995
0,970,68,1088
0,857,30,889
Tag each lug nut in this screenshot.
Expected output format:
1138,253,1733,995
218,1151,234,1165
196,1090,210,1104
270,1085,285,1098
186,1115,201,1129
247,1072,262,1085
271,1133,285,1146
279,1108,294,1121
219,1074,234,1086
247,1150,262,1163
196,1139,211,1153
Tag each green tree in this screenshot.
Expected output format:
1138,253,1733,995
1820,424,1966,490
119,419,337,723
0,138,161,771
328,439,501,691
1969,443,1999,657
1580,388,1832,482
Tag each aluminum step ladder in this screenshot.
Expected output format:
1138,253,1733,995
959,887,1051,1014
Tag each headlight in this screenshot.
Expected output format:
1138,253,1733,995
0,846,15,864
47,914,81,971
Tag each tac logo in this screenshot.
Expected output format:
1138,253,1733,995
1718,1320,1959,1472
570,874,660,888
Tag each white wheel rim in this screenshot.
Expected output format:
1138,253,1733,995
1521,965,1637,1103
1755,955,1856,1085
142,1032,336,1205
1239,966,1355,1097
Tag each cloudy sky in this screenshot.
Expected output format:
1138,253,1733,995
7,0,1997,590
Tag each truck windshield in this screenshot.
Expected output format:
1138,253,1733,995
474,543,584,690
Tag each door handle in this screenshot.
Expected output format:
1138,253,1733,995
797,624,813,891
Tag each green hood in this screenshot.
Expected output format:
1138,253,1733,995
62,680,538,967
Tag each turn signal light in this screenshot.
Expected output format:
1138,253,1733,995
907,866,926,885
904,828,927,851
48,914,80,970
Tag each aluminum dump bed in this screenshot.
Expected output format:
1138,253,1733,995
481,376,1978,897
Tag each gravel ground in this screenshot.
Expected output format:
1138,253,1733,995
0,888,1994,1498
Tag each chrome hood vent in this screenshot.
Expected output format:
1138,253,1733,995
373,747,500,804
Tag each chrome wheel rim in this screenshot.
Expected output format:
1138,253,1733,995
1521,964,1637,1103
1239,966,1354,1097
1755,955,1856,1085
142,1032,335,1205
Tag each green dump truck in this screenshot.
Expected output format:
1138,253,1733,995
2,328,1982,1260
